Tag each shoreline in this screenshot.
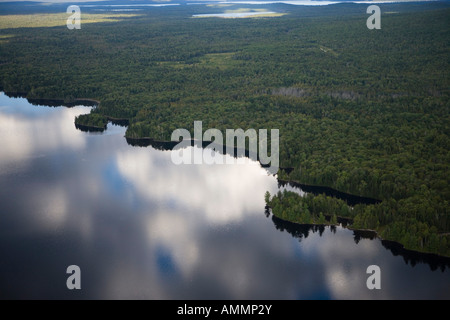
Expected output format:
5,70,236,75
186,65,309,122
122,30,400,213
271,211,450,260
1,92,130,130
125,136,274,170
74,122,106,133
3,90,449,259
277,178,381,206
2,91,101,108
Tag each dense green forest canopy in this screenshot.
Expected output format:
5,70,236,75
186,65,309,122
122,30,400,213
0,2,449,256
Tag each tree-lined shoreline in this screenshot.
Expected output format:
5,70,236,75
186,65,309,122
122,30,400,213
1,3,448,255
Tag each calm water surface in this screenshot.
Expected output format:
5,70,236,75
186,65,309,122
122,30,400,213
0,92,449,299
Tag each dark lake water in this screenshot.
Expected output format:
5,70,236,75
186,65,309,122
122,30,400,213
0,92,449,299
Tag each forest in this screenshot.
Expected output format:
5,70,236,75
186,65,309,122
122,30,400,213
0,2,449,256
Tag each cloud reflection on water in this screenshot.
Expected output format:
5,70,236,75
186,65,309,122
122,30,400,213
0,94,449,299
0,95,90,169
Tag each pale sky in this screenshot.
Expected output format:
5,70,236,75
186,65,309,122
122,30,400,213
0,0,119,2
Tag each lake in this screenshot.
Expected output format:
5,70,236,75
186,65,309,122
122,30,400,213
0,92,449,299
192,12,278,18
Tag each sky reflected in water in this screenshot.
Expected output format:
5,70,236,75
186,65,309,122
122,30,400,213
0,92,449,300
